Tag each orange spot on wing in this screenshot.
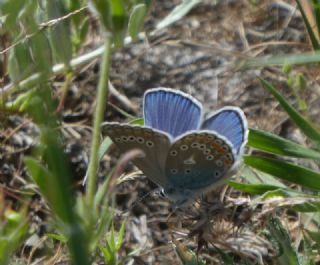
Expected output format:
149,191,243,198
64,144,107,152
142,131,152,140
211,143,226,155
224,159,232,166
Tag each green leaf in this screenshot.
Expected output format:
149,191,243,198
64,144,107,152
14,2,52,75
101,224,121,265
6,89,34,112
100,243,115,264
24,157,52,200
5,210,23,225
110,0,128,47
47,0,72,66
241,166,287,187
0,0,26,32
312,0,320,38
155,0,202,31
16,0,37,31
23,81,90,265
30,31,53,75
90,200,112,250
306,212,320,228
78,17,90,48
228,181,283,195
98,137,112,161
0,207,28,265
47,233,68,243
128,3,147,40
248,129,320,160
8,41,34,82
260,78,320,144
244,155,320,191
296,0,320,50
306,229,320,245
115,221,126,250
109,223,116,251
129,117,144,125
268,218,301,265
257,189,292,201
89,0,112,31
254,190,320,212
67,0,82,27
25,156,84,222
248,188,320,214
292,201,320,212
174,240,206,265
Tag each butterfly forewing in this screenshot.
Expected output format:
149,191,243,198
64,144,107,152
165,131,236,191
105,122,171,187
144,88,203,138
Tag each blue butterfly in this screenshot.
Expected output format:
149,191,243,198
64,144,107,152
105,88,248,206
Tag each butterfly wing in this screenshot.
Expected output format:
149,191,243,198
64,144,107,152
143,88,203,138
201,107,248,155
164,131,236,204
105,122,172,187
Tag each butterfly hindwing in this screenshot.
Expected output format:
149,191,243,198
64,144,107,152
165,131,236,193
144,88,203,138
201,107,248,154
105,122,171,187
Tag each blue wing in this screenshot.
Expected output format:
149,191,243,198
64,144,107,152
201,107,248,154
143,88,203,138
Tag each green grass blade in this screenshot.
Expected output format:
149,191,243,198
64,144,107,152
47,1,72,66
128,4,147,41
244,51,320,68
296,0,320,50
312,0,320,38
100,242,115,264
255,189,320,212
98,137,112,161
242,166,287,187
0,206,28,265
306,229,320,245
25,157,52,199
248,128,320,159
130,117,144,125
173,240,206,265
228,181,284,194
244,155,320,191
292,201,320,212
155,0,201,31
268,217,301,265
116,221,126,250
260,78,320,144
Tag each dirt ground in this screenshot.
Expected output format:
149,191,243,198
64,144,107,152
2,0,320,264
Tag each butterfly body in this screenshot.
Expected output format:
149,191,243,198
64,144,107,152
105,88,248,206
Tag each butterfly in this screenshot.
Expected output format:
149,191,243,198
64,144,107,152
105,88,248,206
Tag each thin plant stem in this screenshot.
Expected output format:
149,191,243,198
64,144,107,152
0,34,145,97
56,70,73,113
86,33,113,207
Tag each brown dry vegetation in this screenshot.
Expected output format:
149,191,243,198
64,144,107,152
1,0,320,264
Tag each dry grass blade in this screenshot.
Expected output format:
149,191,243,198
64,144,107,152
108,149,145,193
